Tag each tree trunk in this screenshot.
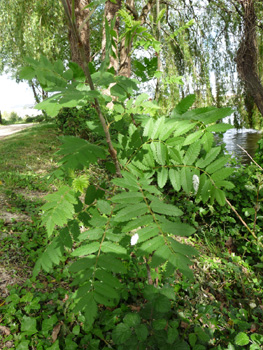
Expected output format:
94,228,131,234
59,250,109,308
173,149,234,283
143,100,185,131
69,0,90,68
102,0,122,73
236,0,263,118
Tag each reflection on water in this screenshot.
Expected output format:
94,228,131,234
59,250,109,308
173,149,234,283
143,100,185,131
222,129,262,164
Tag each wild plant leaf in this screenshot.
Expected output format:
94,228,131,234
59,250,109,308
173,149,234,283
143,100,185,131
173,121,197,137
139,236,165,254
111,192,144,204
171,94,196,116
151,117,165,139
196,146,221,168
112,171,140,191
101,241,127,255
98,255,127,274
201,132,214,152
141,144,155,168
97,200,112,215
181,167,192,194
151,245,171,267
114,203,148,222
183,130,203,146
159,219,195,236
41,186,77,237
169,169,181,191
214,180,235,190
201,179,212,203
159,119,179,141
57,136,106,170
143,118,154,137
206,123,234,132
214,188,226,206
69,257,95,272
183,141,201,165
211,167,234,182
168,253,194,280
153,141,167,165
136,226,160,243
71,242,100,257
157,167,168,188
168,237,198,257
94,281,120,301
197,107,232,124
84,293,98,326
122,214,153,232
95,269,122,288
206,156,229,174
150,199,183,216
168,148,183,164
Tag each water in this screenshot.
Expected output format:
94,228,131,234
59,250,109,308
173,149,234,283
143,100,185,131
222,128,262,165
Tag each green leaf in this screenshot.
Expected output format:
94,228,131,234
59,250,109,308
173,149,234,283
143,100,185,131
71,242,100,257
137,226,159,243
214,188,226,206
160,220,195,236
172,94,196,116
135,324,149,341
154,294,171,313
183,130,203,146
17,341,30,350
111,192,144,204
157,167,168,188
97,200,111,215
112,323,132,345
153,319,167,330
101,241,127,255
21,316,37,334
211,167,234,182
181,167,192,193
168,237,198,257
154,142,167,165
114,203,148,222
206,123,234,132
234,332,250,346
173,121,197,137
95,269,122,288
201,179,212,203
169,169,181,191
139,236,165,254
94,281,120,301
41,186,77,237
183,141,201,165
206,157,229,173
98,255,127,273
20,66,35,80
123,313,141,327
84,293,98,325
151,117,165,139
196,147,221,168
151,199,183,216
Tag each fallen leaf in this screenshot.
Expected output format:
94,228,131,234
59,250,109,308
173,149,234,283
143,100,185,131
0,325,10,336
52,322,63,343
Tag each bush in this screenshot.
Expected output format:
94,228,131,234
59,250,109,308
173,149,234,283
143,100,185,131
56,104,98,140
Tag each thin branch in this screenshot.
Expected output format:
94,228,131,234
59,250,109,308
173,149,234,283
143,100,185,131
237,144,263,170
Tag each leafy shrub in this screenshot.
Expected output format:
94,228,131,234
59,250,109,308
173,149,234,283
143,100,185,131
56,104,98,140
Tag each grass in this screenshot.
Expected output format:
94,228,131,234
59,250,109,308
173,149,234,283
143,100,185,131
0,123,263,349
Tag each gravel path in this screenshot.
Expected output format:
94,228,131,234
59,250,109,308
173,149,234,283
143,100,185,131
0,123,35,139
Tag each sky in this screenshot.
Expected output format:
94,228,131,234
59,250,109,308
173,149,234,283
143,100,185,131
0,75,40,117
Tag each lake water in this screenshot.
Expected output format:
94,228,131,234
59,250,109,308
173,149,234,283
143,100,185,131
222,128,262,164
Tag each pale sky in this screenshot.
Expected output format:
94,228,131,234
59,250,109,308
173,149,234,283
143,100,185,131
0,74,40,117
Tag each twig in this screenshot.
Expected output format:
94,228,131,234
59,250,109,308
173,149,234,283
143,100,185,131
226,198,263,248
237,144,263,170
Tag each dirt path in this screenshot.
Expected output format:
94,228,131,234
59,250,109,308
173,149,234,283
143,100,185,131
0,123,35,139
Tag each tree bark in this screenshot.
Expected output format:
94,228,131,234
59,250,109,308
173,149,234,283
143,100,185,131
236,0,263,117
102,0,122,73
69,0,90,67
